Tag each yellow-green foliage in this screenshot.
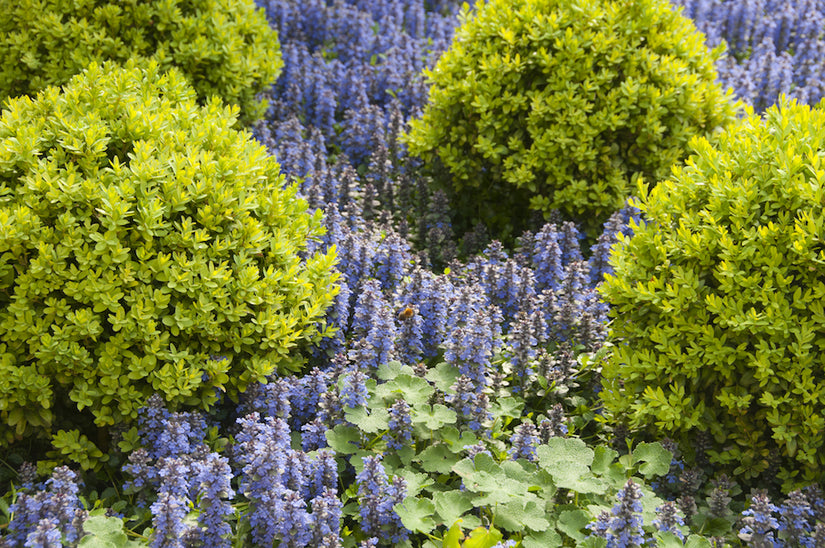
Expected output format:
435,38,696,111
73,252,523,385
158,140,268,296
0,0,281,125
0,61,338,452
599,97,825,488
404,0,739,240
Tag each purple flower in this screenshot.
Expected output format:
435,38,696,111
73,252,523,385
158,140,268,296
526,223,564,293
235,413,292,544
588,510,613,540
311,487,343,546
777,489,815,546
276,490,314,547
443,284,500,386
506,293,545,390
509,421,539,462
155,412,208,460
283,451,310,498
588,205,639,285
302,418,329,452
8,466,86,547
396,267,452,358
448,374,492,432
151,457,196,548
24,518,62,548
653,501,685,541
385,399,413,450
356,455,409,544
309,450,339,499
740,491,780,546
340,368,369,408
192,453,235,548
290,368,333,427
587,480,648,548
373,228,412,293
151,491,190,548
538,404,569,441
394,304,425,365
348,279,397,370
123,448,158,494
137,393,171,456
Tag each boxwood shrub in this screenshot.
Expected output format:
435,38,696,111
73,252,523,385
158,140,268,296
600,96,825,488
404,0,740,240
0,60,338,459
0,0,282,124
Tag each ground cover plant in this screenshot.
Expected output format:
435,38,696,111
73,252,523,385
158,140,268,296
1,0,825,547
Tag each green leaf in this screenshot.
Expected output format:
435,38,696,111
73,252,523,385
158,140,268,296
453,454,538,507
462,526,503,548
413,403,457,429
522,528,563,548
419,443,460,474
579,537,608,548
433,490,474,527
442,520,465,548
655,532,689,548
79,514,143,547
536,438,606,493
376,360,413,380
691,514,734,537
396,469,434,498
395,496,437,534
344,405,389,433
387,374,435,406
325,424,361,454
500,459,538,485
452,458,507,503
493,499,550,532
590,445,619,475
396,444,416,466
556,508,592,542
439,426,478,453
684,535,714,548
425,361,461,392
489,396,524,419
632,442,672,479
590,445,626,488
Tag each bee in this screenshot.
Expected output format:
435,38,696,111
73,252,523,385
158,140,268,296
397,306,415,321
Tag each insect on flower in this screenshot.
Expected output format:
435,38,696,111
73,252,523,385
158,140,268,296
397,306,415,321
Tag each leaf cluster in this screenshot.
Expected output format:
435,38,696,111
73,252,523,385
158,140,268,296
331,361,679,547
600,96,825,489
0,60,338,460
404,0,739,241
0,0,282,125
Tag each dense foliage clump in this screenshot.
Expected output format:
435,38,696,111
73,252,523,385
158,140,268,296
0,60,338,457
5,0,825,545
600,96,825,488
0,0,282,124
404,0,740,240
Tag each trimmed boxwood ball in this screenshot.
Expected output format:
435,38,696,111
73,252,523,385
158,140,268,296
0,60,339,454
403,0,739,240
0,0,282,125
599,96,825,488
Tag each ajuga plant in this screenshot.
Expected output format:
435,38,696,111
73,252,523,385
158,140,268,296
672,0,825,113
403,0,740,241
600,96,825,489
0,60,338,462
0,0,282,124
